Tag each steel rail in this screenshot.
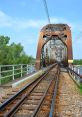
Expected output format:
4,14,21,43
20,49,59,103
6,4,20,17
31,79,54,117
0,64,57,117
32,65,60,117
0,64,56,110
4,72,49,117
5,71,49,117
0,72,49,110
49,68,60,117
0,72,47,111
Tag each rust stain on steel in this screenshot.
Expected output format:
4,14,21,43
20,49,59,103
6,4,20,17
36,24,73,70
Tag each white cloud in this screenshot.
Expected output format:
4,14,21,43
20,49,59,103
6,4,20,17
0,11,12,27
0,10,46,31
0,10,82,33
0,10,82,58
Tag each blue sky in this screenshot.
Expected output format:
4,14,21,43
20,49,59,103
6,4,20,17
0,0,82,59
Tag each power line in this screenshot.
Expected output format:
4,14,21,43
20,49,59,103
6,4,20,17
42,0,82,45
42,0,51,24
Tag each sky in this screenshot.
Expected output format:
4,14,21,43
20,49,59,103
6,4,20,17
0,0,82,59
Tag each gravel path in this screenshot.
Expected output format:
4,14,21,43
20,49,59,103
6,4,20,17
55,72,82,117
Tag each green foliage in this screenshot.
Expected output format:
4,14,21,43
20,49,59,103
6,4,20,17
73,59,82,65
0,35,35,84
0,35,34,65
80,88,82,94
0,35,10,47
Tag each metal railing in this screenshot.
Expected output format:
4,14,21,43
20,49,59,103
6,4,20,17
69,65,80,74
0,64,36,85
67,65,82,87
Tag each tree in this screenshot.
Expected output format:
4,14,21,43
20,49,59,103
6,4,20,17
0,35,34,65
0,36,10,48
0,36,10,64
73,59,82,65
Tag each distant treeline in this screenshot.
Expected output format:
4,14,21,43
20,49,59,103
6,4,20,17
0,35,35,65
73,59,82,65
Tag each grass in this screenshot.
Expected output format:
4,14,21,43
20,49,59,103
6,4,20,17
79,85,82,94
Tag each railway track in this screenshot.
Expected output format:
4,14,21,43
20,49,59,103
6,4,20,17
0,87,20,105
0,64,60,117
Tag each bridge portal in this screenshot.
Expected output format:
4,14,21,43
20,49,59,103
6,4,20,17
36,24,73,70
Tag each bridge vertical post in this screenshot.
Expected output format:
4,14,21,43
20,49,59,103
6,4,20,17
31,64,33,73
12,65,15,80
78,68,80,74
27,64,28,74
21,65,23,77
